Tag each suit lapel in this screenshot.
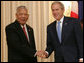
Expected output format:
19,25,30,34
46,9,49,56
51,21,60,43
26,25,31,43
62,17,68,43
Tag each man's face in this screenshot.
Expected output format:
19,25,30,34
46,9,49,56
16,8,29,25
51,4,64,21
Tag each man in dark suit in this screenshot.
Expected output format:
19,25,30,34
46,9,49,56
5,6,37,62
37,1,83,62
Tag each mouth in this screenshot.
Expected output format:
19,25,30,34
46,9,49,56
21,19,26,21
54,14,59,18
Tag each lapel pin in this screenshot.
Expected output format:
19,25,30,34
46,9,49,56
64,23,67,25
28,29,31,32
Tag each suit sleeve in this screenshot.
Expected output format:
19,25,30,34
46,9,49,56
74,20,83,58
46,26,54,57
5,27,36,58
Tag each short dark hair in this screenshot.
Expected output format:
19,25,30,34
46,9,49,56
16,6,28,13
51,1,64,10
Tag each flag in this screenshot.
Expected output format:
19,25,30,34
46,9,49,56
70,1,78,18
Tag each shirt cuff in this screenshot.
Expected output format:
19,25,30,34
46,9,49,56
79,58,83,60
34,52,37,57
45,51,49,56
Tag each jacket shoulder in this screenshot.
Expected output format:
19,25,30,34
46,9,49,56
5,22,16,30
26,24,33,31
26,25,33,29
65,16,79,22
47,21,56,27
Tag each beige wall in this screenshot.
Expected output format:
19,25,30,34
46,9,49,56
1,1,71,62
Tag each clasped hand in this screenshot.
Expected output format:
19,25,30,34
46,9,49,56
35,50,48,58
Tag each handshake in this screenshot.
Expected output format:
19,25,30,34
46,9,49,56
35,50,48,58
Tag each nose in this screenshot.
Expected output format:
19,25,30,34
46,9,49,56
53,10,58,13
22,14,25,17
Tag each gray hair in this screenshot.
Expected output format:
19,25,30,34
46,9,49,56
16,6,28,13
51,1,64,10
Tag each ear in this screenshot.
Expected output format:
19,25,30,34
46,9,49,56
28,14,29,16
28,14,29,18
15,13,18,18
15,13,17,16
63,9,65,12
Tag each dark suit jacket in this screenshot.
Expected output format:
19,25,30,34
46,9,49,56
5,20,37,62
46,16,83,62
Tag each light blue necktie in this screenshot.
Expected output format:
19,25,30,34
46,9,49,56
57,21,61,43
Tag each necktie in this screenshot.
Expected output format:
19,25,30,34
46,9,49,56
57,21,61,43
23,26,29,41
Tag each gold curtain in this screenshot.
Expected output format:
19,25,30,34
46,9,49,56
1,1,71,62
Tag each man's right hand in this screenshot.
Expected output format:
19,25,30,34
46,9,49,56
36,50,48,58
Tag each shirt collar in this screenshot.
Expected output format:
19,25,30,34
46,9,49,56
56,16,64,23
21,24,26,28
